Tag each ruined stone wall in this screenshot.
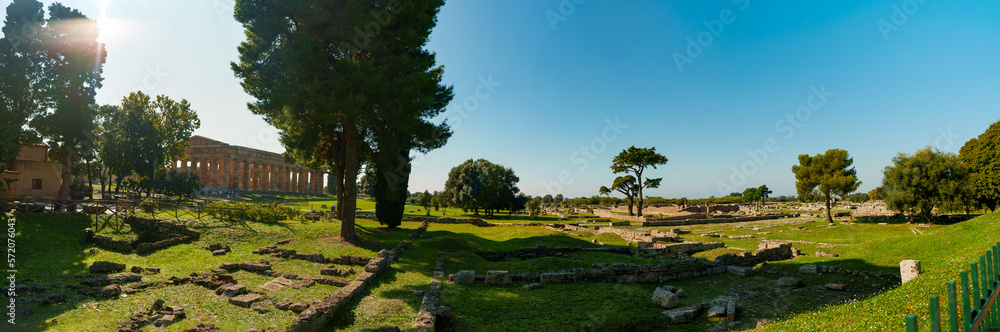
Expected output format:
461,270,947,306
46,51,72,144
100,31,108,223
287,222,429,332
640,214,797,227
592,209,647,222
508,242,795,285
473,242,724,261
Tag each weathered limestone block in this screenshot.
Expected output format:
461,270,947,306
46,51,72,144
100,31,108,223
824,283,847,291
453,270,475,285
89,261,126,274
651,287,679,309
229,293,263,308
484,271,512,286
900,260,921,284
215,284,247,298
799,264,818,274
777,277,802,288
727,265,752,277
663,306,702,324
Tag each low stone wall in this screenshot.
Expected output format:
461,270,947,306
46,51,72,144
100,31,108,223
643,213,708,222
514,242,795,285
533,259,728,284
556,224,679,244
83,216,200,254
474,242,724,261
714,242,796,266
400,216,491,227
414,252,448,331
287,222,429,332
592,209,647,222
640,214,797,227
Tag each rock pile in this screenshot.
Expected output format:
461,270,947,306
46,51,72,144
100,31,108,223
118,299,187,331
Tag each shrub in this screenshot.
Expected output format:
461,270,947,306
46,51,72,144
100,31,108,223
206,201,302,223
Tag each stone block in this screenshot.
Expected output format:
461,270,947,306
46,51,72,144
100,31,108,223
97,284,122,299
799,264,818,274
228,293,262,308
777,277,802,288
484,271,512,286
651,287,679,309
239,261,270,272
292,279,315,289
662,306,701,324
272,277,295,286
453,270,475,285
900,260,921,284
522,283,543,290
824,283,847,291
215,284,247,298
261,281,283,291
707,304,726,318
89,261,126,274
727,266,752,277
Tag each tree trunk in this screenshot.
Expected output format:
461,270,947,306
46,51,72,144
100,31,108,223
636,178,644,217
58,151,72,200
335,164,345,221
825,194,833,225
627,196,634,216
340,119,360,242
85,159,93,199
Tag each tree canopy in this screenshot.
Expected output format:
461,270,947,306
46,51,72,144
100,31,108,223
600,175,639,216
610,146,668,216
883,147,975,222
0,0,105,197
443,159,521,217
94,92,200,197
232,0,450,240
959,120,1000,211
791,149,861,225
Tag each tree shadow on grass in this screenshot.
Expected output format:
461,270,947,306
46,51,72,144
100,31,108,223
10,213,101,331
326,222,904,331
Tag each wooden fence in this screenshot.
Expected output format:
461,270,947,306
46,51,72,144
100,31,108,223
906,241,1000,331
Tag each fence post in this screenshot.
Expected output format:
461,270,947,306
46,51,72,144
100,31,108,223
947,281,958,331
906,314,918,332
930,295,941,332
963,270,972,331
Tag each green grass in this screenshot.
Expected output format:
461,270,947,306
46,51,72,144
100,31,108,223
13,197,1000,332
11,211,401,331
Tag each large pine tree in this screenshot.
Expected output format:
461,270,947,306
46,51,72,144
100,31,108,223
232,0,450,240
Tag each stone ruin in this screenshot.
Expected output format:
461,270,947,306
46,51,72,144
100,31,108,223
82,216,200,254
118,299,187,331
473,243,724,262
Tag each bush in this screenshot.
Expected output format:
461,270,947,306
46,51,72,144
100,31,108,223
206,201,302,223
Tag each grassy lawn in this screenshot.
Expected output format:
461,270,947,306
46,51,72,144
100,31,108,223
11,195,1000,331
11,210,406,331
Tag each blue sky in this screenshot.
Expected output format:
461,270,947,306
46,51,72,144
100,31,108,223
5,0,999,199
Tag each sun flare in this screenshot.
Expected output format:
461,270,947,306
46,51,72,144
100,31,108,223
96,0,109,43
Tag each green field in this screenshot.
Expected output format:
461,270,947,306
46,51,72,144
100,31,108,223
9,197,999,331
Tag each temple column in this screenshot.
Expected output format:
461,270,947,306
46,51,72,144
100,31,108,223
221,159,231,189
256,164,267,191
298,170,307,193
269,165,277,191
309,172,317,193
264,165,273,191
233,160,247,190
290,171,298,192
198,160,209,187
315,173,323,193
277,167,285,192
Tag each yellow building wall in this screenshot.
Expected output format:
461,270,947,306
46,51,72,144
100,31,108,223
7,160,62,198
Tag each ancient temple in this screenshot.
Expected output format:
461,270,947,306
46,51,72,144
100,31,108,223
175,136,324,193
